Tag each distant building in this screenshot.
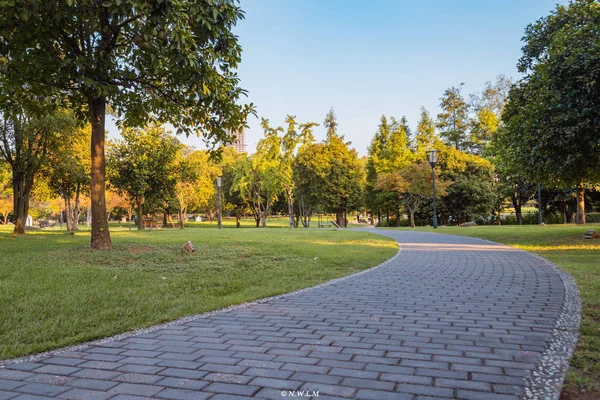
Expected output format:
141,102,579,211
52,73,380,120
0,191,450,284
231,128,246,153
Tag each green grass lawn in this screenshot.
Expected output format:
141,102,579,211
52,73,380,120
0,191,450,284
405,224,600,397
0,224,397,360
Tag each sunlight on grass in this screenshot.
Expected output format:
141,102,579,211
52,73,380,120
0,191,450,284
0,225,397,360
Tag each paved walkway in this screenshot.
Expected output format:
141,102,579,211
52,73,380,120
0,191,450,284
0,230,577,400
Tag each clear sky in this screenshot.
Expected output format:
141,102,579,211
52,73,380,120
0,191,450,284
108,0,562,156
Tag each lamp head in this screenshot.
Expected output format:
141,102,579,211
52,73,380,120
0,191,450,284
428,149,438,166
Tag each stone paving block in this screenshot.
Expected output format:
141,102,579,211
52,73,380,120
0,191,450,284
106,383,164,397
0,371,33,381
56,388,113,400
14,383,70,397
31,367,78,377
243,368,293,380
66,378,118,391
341,377,395,391
0,391,17,400
4,365,43,373
157,368,207,380
204,382,260,396
154,388,212,400
154,377,208,391
395,383,454,397
69,370,121,381
456,389,519,400
355,389,414,400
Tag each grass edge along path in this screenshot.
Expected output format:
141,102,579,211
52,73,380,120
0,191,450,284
398,224,600,399
0,227,398,361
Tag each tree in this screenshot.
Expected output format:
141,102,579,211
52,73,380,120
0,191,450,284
258,116,317,228
220,149,247,228
0,1,254,248
107,124,180,230
378,163,449,228
501,0,600,224
0,161,11,224
438,146,497,224
0,110,73,234
414,107,438,162
174,148,220,227
437,84,470,151
231,153,279,228
47,125,90,231
317,110,365,227
469,76,511,154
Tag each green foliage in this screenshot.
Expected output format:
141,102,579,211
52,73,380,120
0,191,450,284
414,107,438,162
107,124,180,217
500,0,600,187
377,162,449,227
437,84,470,151
0,0,254,144
258,116,318,227
439,146,497,223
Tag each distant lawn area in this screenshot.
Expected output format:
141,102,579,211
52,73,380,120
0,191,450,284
0,224,397,360
407,224,600,398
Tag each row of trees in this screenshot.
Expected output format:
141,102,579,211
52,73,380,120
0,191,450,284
0,0,254,248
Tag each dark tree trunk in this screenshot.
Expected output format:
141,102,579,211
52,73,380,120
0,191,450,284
128,207,133,231
576,183,586,224
12,172,30,235
396,208,401,227
136,195,143,230
409,209,415,228
236,212,241,228
335,208,344,228
89,97,111,249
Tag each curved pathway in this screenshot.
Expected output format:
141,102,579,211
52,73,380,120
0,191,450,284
0,230,579,400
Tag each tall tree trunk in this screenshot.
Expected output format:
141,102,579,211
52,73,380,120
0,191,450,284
12,171,30,235
65,195,73,231
178,207,186,229
167,213,176,228
396,208,401,227
128,206,133,231
72,183,81,231
336,208,344,228
236,211,241,228
409,209,415,228
287,197,294,229
576,183,586,224
89,97,111,249
136,195,143,230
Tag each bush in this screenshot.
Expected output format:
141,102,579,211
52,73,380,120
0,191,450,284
586,212,600,223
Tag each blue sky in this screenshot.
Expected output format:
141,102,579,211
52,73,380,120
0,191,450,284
108,0,562,156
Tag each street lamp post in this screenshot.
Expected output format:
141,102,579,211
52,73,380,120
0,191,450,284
217,177,222,230
428,149,439,229
537,183,542,225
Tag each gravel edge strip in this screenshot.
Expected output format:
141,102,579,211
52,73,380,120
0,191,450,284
437,233,581,400
1,241,402,368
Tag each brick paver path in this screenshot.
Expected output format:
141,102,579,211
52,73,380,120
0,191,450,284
0,230,568,400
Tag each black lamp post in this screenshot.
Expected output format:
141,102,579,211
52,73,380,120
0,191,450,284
428,149,439,229
537,183,542,225
217,176,222,230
